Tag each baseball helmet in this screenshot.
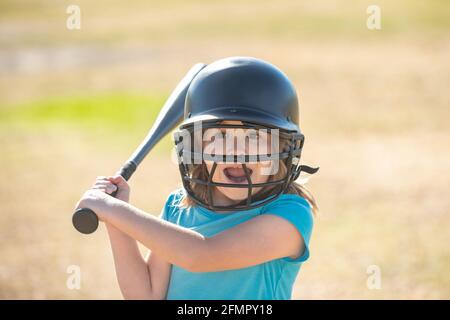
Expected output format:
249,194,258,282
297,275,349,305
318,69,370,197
174,56,318,211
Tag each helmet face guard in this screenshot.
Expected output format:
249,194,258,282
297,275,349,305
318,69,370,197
174,120,315,211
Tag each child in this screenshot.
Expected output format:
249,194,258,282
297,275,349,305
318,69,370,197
75,56,319,300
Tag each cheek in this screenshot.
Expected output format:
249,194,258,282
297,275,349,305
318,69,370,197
205,163,226,182
252,162,273,183
252,172,269,184
205,161,220,173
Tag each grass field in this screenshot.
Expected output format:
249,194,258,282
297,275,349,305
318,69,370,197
0,0,449,299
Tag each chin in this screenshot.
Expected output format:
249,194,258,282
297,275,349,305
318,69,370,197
218,187,249,201
218,186,265,202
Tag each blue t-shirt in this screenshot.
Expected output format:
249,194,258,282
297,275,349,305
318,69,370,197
159,188,314,300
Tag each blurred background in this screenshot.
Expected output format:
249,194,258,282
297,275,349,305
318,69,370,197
0,0,449,299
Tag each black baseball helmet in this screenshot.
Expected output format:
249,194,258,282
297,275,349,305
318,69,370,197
174,56,318,211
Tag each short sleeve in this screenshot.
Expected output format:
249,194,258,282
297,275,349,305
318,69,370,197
261,194,314,263
158,205,168,221
158,188,184,222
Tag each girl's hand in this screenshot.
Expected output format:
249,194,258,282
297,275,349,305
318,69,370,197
92,175,130,203
74,188,116,222
74,175,130,222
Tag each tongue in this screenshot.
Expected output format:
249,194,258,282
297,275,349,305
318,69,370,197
226,167,247,177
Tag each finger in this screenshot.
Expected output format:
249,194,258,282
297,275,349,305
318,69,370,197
107,175,128,188
92,181,109,187
92,185,117,195
106,184,118,194
92,185,107,192
92,182,111,188
93,183,117,191
93,180,119,191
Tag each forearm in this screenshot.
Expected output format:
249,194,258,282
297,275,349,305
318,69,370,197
105,223,154,299
103,200,207,271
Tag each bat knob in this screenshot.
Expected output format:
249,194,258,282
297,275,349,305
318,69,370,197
72,208,99,234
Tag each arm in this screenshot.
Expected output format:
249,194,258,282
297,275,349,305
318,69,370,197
91,176,172,299
145,250,172,299
79,190,305,273
105,223,153,299
192,214,305,271
106,224,172,299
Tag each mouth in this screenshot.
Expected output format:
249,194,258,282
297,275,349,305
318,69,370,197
223,166,253,183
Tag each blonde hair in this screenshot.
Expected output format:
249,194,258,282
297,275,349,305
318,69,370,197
179,136,319,215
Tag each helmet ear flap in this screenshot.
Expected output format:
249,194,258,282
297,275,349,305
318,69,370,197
292,164,320,180
288,134,319,182
291,157,302,181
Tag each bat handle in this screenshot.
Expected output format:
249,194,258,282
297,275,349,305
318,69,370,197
72,161,137,234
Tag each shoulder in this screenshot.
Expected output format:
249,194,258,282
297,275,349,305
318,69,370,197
160,188,185,221
260,193,314,245
165,188,185,207
262,193,312,217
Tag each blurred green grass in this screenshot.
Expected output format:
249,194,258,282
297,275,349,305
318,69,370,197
1,93,164,127
0,93,176,152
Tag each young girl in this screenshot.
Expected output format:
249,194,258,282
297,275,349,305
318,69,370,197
75,56,319,300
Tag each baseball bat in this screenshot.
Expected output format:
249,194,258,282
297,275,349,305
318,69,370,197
72,63,206,234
